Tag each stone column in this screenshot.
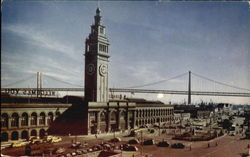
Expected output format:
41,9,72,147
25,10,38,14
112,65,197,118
87,112,91,135
96,111,100,134
117,111,121,131
18,117,21,128
38,116,41,126
27,116,31,127
107,111,111,132
7,117,10,129
126,111,130,130
132,111,136,129
45,116,48,126
8,131,11,141
35,116,38,126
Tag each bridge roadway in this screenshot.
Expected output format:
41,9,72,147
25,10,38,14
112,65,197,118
1,88,250,97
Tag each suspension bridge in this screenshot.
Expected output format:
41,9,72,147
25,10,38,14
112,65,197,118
1,71,250,104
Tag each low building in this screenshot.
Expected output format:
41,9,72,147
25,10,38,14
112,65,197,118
1,95,71,142
174,112,190,124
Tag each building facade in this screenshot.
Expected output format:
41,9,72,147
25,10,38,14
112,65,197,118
1,98,70,142
1,8,174,141
84,8,174,134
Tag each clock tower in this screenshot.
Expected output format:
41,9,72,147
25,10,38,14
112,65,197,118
84,8,110,102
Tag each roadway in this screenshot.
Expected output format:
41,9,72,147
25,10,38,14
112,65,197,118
1,88,250,97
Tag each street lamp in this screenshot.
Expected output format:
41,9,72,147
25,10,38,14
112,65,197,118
140,130,143,155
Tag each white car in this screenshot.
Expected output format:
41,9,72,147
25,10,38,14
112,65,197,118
43,136,62,143
11,141,30,147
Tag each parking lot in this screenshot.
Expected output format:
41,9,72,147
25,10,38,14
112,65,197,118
2,128,250,157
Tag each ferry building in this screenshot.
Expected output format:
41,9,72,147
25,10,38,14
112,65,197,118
1,8,174,141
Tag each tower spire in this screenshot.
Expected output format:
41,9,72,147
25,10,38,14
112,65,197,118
95,7,101,25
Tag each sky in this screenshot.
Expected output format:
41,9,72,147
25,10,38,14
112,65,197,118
1,1,250,104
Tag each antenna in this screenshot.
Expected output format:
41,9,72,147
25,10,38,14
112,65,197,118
97,0,100,8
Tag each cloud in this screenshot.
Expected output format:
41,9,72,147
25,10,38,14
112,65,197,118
2,24,84,84
1,50,83,87
113,61,165,88
3,24,78,60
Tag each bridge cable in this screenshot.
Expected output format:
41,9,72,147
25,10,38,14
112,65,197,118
43,74,83,87
192,72,250,92
1,74,36,87
123,72,188,89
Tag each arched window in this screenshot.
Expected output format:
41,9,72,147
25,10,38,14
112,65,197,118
1,113,8,128
21,113,28,126
31,130,37,137
11,131,18,140
11,113,19,127
30,112,37,125
120,111,126,121
21,130,28,140
1,132,8,141
39,112,46,125
110,112,116,121
100,112,106,122
39,129,46,138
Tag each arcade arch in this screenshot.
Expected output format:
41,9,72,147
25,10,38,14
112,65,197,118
1,113,8,128
11,131,18,140
21,112,29,126
11,113,19,127
21,130,28,140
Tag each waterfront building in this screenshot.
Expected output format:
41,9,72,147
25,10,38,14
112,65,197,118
1,95,70,141
1,8,174,141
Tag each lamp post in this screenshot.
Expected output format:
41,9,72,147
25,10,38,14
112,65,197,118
159,121,161,136
140,130,143,155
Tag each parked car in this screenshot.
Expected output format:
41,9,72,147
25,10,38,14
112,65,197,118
157,141,169,147
120,144,130,150
65,153,72,157
71,142,81,149
80,150,88,154
123,145,138,151
143,139,155,145
71,152,77,156
44,136,62,143
76,150,83,155
171,143,185,149
51,137,62,143
29,136,38,141
87,148,93,152
128,139,140,144
11,141,30,148
109,137,121,142
29,136,43,144
92,145,103,151
54,147,66,154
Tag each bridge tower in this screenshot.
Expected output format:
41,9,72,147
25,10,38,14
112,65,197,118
188,71,191,105
84,8,110,102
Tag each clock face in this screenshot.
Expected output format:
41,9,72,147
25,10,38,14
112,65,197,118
99,64,107,76
87,64,95,75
